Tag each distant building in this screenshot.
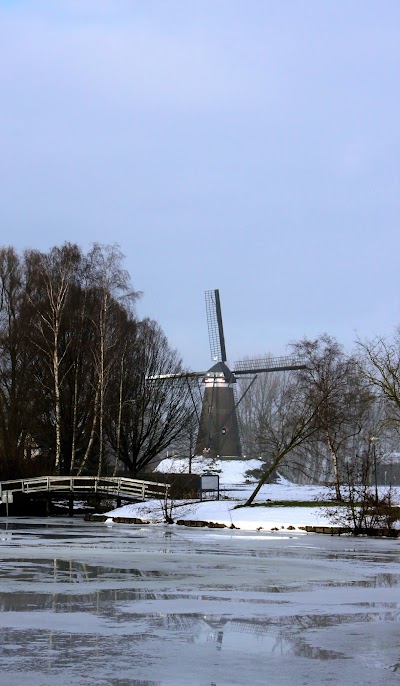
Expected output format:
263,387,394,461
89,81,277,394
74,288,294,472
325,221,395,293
376,452,400,486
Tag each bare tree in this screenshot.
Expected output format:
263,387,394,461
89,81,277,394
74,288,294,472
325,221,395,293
0,247,35,477
24,244,82,474
105,319,198,476
236,355,282,459
357,330,400,426
80,244,140,477
291,335,373,500
244,370,321,506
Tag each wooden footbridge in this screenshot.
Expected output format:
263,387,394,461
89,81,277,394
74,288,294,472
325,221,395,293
0,475,169,516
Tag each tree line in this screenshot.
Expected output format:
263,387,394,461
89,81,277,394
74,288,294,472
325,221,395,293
0,243,198,480
237,332,400,504
2,241,399,498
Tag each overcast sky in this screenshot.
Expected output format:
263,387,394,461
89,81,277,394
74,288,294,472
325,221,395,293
1,0,399,370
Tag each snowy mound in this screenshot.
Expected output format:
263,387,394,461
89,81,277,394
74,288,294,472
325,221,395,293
156,457,264,485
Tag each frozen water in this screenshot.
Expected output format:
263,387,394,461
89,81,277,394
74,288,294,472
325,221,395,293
0,518,399,685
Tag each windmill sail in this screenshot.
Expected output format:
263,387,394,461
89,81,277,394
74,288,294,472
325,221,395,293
233,355,306,375
205,289,227,363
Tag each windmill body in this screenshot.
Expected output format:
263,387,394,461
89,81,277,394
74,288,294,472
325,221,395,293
195,361,242,458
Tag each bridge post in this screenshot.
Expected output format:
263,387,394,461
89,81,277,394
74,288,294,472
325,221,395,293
68,495,74,517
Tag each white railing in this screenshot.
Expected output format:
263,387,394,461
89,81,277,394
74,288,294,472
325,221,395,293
0,476,169,501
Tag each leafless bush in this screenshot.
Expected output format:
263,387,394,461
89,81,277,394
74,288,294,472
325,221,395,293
325,458,400,534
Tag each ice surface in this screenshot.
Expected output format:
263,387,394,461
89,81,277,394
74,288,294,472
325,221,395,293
0,518,399,686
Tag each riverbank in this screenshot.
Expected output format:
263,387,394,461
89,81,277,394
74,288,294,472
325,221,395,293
101,498,333,531
99,459,400,533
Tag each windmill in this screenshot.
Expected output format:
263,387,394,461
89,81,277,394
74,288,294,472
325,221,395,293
148,289,306,460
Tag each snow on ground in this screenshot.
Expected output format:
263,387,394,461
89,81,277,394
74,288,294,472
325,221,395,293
103,458,400,532
104,498,334,532
156,456,264,484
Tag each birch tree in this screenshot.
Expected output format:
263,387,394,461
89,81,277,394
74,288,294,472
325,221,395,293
24,244,82,475
81,244,140,477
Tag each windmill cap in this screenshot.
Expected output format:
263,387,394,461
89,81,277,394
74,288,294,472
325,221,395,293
205,361,236,383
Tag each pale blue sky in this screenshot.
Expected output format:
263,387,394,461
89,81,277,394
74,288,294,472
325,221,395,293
1,1,399,370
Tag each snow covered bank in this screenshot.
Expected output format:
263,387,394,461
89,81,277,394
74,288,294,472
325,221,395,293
103,498,333,531
102,459,400,532
103,459,335,530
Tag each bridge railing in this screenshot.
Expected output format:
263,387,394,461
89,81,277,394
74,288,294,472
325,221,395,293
0,476,169,501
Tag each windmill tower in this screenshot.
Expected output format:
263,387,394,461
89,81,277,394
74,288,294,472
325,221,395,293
147,289,306,460
195,290,242,458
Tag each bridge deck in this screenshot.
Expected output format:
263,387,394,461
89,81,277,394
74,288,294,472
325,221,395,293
0,476,169,502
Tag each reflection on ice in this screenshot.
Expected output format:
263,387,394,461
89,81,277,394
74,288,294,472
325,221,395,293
0,518,399,686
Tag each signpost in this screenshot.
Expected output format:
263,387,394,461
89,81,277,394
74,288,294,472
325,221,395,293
200,474,220,501
1,491,13,517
